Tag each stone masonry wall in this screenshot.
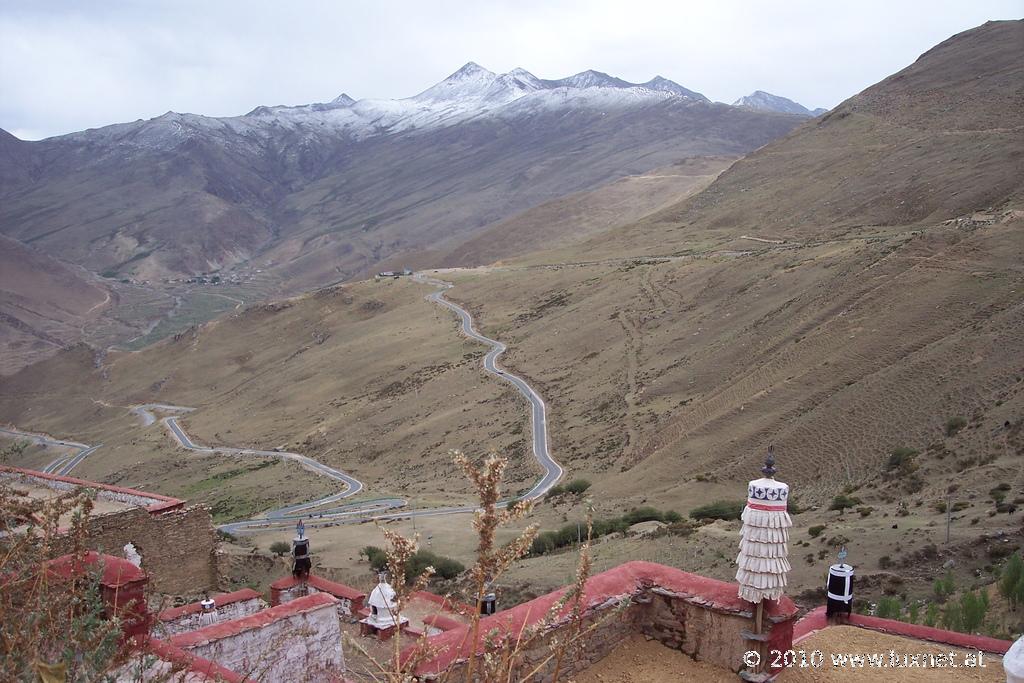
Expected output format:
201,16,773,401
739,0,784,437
59,505,218,595
639,590,765,672
442,604,645,682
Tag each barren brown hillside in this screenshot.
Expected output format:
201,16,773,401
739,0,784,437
431,156,735,268
564,20,1024,261
0,235,110,373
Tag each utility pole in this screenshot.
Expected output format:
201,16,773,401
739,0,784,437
945,492,951,544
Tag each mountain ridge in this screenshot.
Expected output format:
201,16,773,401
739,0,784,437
731,90,823,116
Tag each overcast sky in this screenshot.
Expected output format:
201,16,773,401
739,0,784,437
1,1,1020,140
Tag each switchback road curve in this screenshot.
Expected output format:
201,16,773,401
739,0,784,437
1,275,563,534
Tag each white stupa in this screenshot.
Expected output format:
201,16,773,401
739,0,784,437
360,574,408,639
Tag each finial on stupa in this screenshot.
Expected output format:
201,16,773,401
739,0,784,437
838,546,848,564
761,444,777,478
296,519,305,540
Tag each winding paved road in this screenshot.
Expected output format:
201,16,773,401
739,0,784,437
0,427,103,476
1,275,562,534
418,274,563,500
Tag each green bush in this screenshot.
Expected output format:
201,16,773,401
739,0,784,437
564,479,592,495
408,550,464,580
529,506,682,556
623,507,665,525
886,447,919,475
946,416,967,437
960,590,987,633
808,525,827,538
942,601,962,631
933,572,956,600
1000,552,1023,608
689,500,745,521
543,485,565,500
361,545,388,571
875,596,902,619
829,495,862,511
269,540,290,557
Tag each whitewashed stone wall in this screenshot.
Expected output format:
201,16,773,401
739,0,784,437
182,602,344,681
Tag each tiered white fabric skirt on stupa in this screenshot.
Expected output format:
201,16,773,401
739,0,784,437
736,477,792,603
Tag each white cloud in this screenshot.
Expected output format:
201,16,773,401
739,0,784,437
1,0,1019,139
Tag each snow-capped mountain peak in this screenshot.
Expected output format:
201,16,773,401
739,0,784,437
67,62,715,151
732,90,822,117
412,62,500,102
642,76,709,101
556,69,633,90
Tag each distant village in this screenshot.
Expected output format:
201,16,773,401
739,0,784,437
376,268,414,279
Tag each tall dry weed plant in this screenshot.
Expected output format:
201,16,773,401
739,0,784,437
0,482,129,680
350,450,626,682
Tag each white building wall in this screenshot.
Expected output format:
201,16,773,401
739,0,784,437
183,603,344,681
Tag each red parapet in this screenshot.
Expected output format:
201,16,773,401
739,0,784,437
0,465,185,514
794,605,1013,655
403,560,799,676
411,589,475,615
158,588,263,622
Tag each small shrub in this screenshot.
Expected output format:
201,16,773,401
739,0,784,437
689,500,745,521
269,540,290,557
409,550,464,580
361,545,388,571
808,525,827,538
857,506,874,518
787,495,807,515
990,484,1010,503
879,555,893,569
946,416,967,437
543,485,565,500
563,479,592,495
829,494,862,511
989,543,1019,561
933,572,956,600
886,447,919,475
875,596,902,619
623,506,666,525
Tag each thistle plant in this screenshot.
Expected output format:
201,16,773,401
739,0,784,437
0,483,128,680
